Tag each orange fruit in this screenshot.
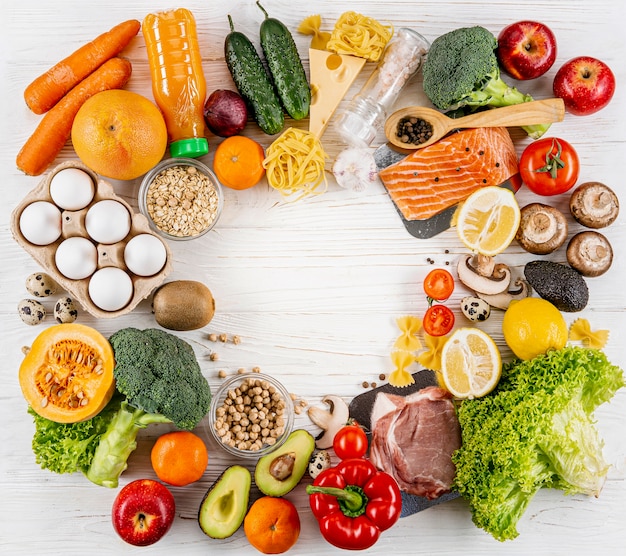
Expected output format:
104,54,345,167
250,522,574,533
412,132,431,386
243,496,300,554
213,135,265,190
71,89,167,181
150,431,208,487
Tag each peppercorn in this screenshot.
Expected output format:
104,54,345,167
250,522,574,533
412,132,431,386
396,116,434,145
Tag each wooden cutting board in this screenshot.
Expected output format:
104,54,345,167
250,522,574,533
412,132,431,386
349,370,460,517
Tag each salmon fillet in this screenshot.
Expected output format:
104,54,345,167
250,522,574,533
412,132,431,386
379,127,518,221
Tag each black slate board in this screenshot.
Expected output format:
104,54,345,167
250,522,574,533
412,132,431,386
349,369,460,517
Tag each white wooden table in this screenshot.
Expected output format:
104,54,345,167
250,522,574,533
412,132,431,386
2,0,625,554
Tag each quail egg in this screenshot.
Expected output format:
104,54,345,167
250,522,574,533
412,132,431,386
54,296,78,323
308,450,332,479
461,296,491,322
25,272,58,297
18,299,46,325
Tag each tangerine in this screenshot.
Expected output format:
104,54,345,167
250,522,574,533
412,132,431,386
243,496,300,554
71,89,167,181
212,135,265,190
150,431,208,487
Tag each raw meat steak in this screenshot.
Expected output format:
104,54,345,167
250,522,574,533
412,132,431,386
369,386,461,499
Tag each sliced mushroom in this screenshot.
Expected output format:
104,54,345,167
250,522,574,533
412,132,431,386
566,231,613,277
476,278,532,310
307,394,350,449
569,182,619,229
515,203,568,254
457,254,511,295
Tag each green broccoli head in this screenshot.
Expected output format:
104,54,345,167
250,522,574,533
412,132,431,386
109,327,211,430
422,26,547,138
423,26,500,110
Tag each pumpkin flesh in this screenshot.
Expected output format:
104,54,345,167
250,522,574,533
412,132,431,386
19,323,115,423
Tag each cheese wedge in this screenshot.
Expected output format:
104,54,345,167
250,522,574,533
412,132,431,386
308,48,366,138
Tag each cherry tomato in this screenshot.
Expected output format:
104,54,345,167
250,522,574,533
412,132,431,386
519,137,579,196
423,268,455,301
423,304,455,337
333,422,368,460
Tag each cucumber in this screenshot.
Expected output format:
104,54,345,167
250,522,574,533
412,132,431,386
224,15,284,135
256,2,310,121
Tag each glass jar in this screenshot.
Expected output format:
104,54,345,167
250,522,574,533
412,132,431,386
142,9,209,158
335,28,430,147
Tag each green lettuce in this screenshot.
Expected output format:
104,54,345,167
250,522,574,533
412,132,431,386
452,346,624,542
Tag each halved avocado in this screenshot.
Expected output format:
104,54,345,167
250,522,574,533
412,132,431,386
198,465,251,539
254,429,315,497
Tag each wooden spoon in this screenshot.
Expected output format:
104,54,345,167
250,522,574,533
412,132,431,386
384,98,565,150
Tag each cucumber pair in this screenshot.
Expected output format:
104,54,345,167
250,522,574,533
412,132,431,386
225,2,310,135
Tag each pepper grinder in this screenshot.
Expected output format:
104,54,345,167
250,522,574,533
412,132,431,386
335,28,430,147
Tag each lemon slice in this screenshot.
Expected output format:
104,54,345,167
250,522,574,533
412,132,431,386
456,186,521,256
440,328,501,399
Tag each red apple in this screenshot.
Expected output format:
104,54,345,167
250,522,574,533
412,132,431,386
204,89,248,137
497,21,557,80
112,479,175,546
553,56,616,115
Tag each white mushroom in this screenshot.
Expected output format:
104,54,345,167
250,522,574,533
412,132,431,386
477,278,533,310
457,254,511,295
307,394,350,449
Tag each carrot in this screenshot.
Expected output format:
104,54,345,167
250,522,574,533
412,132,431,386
16,57,132,176
24,19,140,115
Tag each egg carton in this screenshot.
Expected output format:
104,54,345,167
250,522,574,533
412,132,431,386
10,160,173,319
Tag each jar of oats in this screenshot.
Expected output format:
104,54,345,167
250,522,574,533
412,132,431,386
139,158,224,241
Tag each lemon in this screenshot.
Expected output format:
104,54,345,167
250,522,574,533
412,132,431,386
456,186,521,256
440,328,501,399
502,297,568,360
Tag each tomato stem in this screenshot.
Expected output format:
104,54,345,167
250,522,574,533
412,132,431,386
534,138,566,179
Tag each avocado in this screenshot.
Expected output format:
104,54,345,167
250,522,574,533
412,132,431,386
524,260,589,312
255,429,315,497
198,465,251,539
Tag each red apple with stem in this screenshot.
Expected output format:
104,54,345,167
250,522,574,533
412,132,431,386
112,479,176,546
497,21,557,80
553,56,616,115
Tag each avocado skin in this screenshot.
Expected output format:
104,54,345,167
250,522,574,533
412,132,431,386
524,260,589,312
255,429,315,497
198,465,251,539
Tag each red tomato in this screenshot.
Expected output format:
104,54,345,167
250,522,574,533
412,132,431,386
423,305,455,337
333,422,368,460
423,268,455,301
519,137,579,196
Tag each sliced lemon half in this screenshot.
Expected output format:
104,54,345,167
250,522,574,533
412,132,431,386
440,327,501,399
456,186,521,256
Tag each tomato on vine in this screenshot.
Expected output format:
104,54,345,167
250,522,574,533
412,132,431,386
519,137,579,196
423,268,455,302
423,304,455,337
333,421,368,460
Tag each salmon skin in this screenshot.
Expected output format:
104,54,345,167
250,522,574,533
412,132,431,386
378,127,519,222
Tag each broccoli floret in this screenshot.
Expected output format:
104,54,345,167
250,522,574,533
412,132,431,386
452,346,624,541
109,327,211,430
422,26,549,139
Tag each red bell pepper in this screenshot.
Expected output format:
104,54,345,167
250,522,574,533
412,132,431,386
306,458,402,550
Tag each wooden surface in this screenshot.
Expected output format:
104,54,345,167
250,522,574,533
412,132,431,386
2,1,625,554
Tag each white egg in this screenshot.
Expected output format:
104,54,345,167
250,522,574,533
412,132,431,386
88,267,134,311
55,237,98,280
49,168,95,210
85,200,131,244
124,234,168,276
19,201,62,246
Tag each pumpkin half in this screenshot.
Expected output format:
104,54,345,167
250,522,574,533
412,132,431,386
19,323,115,423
